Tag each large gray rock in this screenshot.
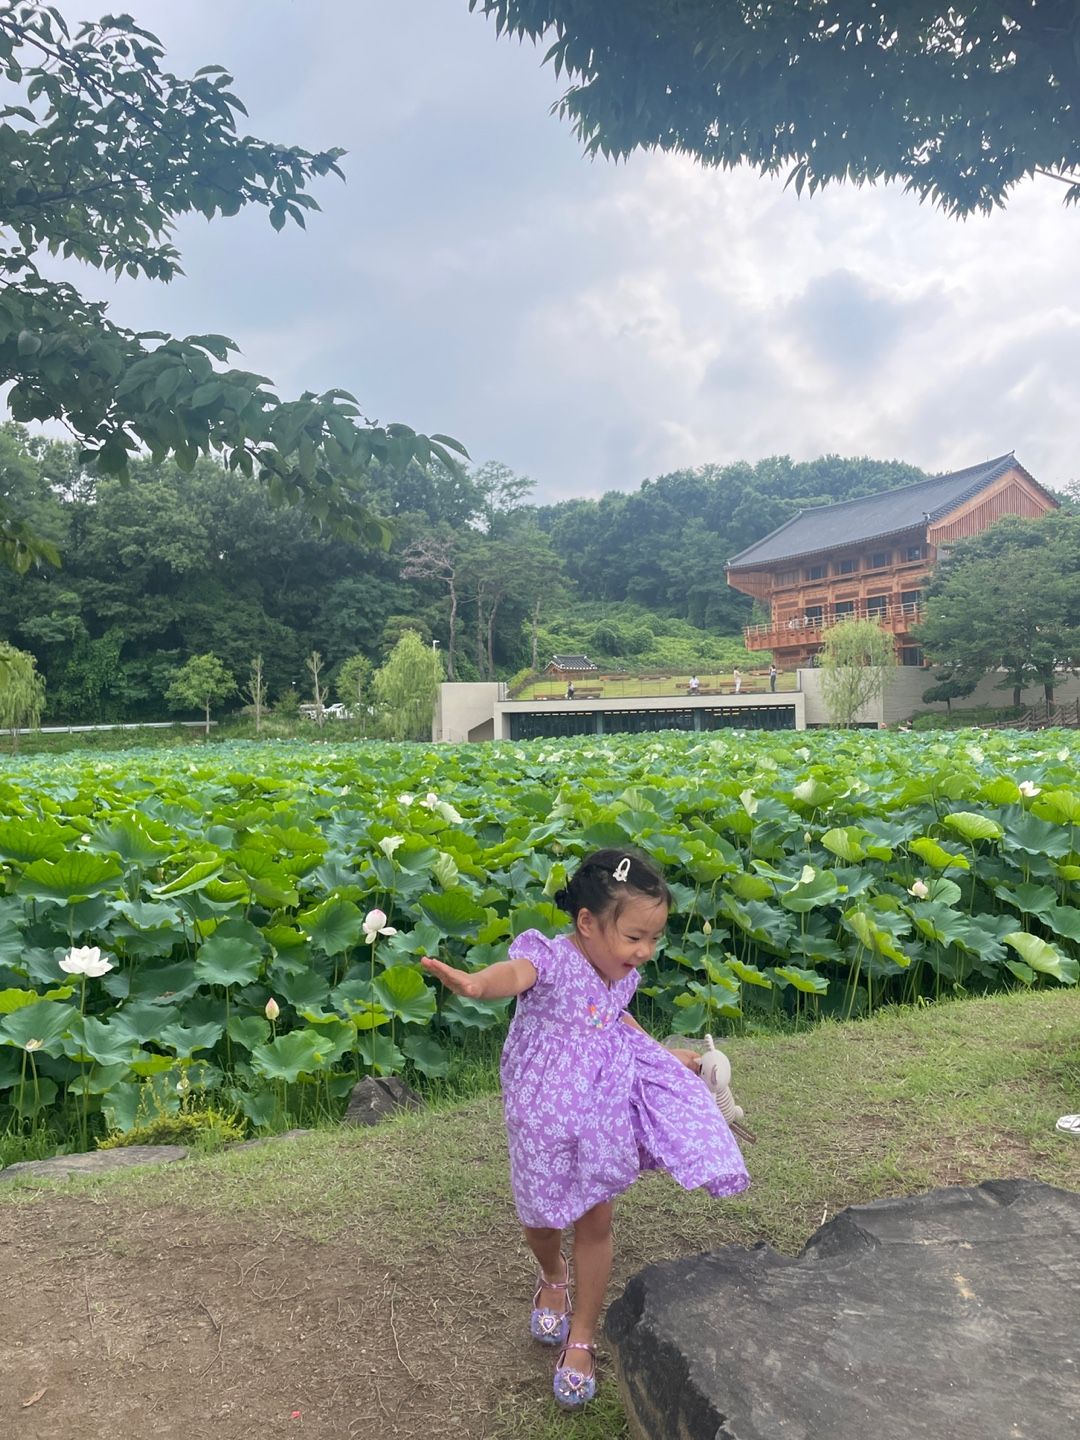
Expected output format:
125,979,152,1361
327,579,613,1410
343,1075,422,1126
606,1179,1080,1440
0,1144,188,1183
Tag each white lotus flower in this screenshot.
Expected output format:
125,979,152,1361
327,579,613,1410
397,793,415,807
59,945,114,978
908,879,929,899
1058,749,1069,762
420,792,439,809
362,908,397,944
379,835,404,859
1018,780,1041,798
264,997,280,1021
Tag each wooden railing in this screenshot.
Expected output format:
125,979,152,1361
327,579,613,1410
982,700,1080,731
744,601,924,649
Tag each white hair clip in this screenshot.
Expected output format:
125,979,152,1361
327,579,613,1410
612,857,631,883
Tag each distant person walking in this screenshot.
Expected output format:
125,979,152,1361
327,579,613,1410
566,681,575,700
769,664,778,693
733,668,742,694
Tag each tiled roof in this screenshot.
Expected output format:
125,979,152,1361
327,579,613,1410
547,654,598,671
726,455,1039,570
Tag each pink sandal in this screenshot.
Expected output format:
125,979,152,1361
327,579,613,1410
553,1341,597,1409
530,1254,571,1346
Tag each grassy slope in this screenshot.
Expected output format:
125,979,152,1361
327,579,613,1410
4,989,1079,1437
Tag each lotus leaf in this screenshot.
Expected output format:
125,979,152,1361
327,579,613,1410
300,897,365,957
771,965,829,994
16,852,124,903
195,936,262,988
251,1028,333,1081
943,811,1004,844
401,1032,451,1077
372,967,437,1025
357,1031,405,1074
419,887,487,936
909,837,970,871
1003,932,1079,985
154,857,225,895
0,999,75,1052
157,1021,225,1057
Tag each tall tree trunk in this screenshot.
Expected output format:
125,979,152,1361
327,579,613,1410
447,580,458,681
530,597,541,672
487,598,499,679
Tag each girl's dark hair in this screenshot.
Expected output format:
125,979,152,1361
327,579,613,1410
553,848,671,924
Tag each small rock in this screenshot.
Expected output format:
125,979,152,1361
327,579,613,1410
0,1144,188,1183
343,1075,422,1126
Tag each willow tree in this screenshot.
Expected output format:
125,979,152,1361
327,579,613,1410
819,620,895,728
0,641,45,751
373,630,444,741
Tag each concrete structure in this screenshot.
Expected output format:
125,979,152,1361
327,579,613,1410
433,669,1080,742
799,666,1080,727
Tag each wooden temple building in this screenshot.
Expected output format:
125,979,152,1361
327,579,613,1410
726,454,1057,669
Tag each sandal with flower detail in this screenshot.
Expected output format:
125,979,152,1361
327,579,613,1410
553,1341,596,1409
530,1254,572,1346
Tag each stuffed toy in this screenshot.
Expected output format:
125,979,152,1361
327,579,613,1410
699,1034,755,1143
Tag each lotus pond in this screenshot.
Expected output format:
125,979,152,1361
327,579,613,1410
1,728,1077,1146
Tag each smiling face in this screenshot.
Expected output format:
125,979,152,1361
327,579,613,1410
573,894,669,987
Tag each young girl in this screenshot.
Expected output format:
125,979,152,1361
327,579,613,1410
421,848,749,1410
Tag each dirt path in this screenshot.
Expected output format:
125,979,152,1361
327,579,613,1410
1,1191,553,1440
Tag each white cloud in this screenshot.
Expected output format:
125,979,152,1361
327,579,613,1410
22,0,1080,501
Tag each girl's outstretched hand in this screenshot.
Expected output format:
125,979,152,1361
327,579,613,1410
421,955,483,999
669,1047,702,1074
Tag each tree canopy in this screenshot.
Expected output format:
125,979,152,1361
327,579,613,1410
470,1,1080,215
917,513,1080,705
0,4,463,567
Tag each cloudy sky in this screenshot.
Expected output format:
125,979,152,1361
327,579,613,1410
56,0,1080,503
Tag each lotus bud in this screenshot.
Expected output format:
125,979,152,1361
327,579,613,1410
702,920,713,937
908,879,929,899
265,997,280,1021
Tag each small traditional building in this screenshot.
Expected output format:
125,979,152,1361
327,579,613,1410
545,654,599,678
726,454,1057,669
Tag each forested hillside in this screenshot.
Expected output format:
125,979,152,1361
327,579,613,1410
0,424,930,720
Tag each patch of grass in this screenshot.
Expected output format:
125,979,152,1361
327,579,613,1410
494,1378,629,1438
3,990,1078,1437
0,1124,64,1169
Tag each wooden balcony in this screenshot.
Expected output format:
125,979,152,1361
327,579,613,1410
744,601,924,652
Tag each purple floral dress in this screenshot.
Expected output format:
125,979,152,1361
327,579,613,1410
500,929,750,1228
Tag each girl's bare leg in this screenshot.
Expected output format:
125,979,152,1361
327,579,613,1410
524,1224,569,1309
565,1199,614,1372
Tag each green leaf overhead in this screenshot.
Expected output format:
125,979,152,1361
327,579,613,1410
0,4,463,570
469,1,1080,216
